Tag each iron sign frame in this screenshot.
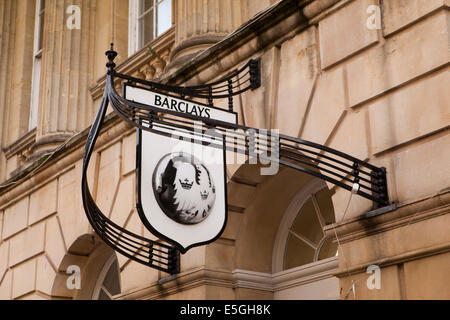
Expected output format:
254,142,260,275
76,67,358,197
81,44,390,275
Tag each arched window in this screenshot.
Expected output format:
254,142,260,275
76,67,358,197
273,179,338,272
92,255,121,300
270,179,340,299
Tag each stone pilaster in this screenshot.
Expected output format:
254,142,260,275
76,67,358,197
0,0,36,178
34,0,96,155
0,0,17,180
169,0,273,68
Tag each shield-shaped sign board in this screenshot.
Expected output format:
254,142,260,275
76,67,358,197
124,84,236,253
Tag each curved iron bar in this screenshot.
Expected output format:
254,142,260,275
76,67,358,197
107,77,389,206
82,45,390,273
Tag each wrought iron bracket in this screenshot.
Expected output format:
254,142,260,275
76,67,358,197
82,44,390,273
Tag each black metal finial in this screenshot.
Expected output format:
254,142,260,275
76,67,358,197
106,43,118,72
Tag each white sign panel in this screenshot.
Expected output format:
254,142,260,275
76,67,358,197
125,84,229,253
137,130,227,253
125,85,238,124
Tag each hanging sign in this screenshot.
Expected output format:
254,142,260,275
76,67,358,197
125,85,238,124
82,46,389,274
125,84,230,253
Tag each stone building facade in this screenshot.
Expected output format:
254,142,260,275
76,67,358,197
0,0,449,300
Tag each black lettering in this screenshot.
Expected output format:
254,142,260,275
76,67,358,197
170,99,178,111
162,97,170,108
154,94,162,106
197,107,205,117
190,105,198,116
178,102,185,112
204,108,211,118
185,103,192,114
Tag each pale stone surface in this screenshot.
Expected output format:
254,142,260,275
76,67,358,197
275,276,340,300
382,0,447,36
235,168,314,273
94,0,129,79
143,226,159,243
325,108,373,221
122,133,136,176
162,286,206,300
240,53,271,129
205,242,235,270
339,212,450,268
301,67,346,145
51,272,74,298
12,258,36,299
120,260,159,294
331,186,373,222
67,234,97,256
4,0,35,145
205,285,235,300
404,252,450,299
180,246,206,273
172,0,272,62
29,180,57,225
45,216,67,269
221,211,243,240
2,197,29,240
327,108,369,162
0,270,12,300
0,211,3,240
96,142,121,215
275,27,319,137
125,209,144,238
393,132,450,203
9,222,45,267
117,210,145,269
109,175,134,227
346,11,450,108
369,69,450,154
36,255,56,296
339,265,401,300
235,287,273,300
227,181,257,209
319,0,379,68
0,242,8,283
18,293,47,300
117,253,129,271
37,0,96,143
5,155,18,179
58,254,89,273
57,166,90,249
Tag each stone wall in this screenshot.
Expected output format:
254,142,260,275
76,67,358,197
0,0,449,300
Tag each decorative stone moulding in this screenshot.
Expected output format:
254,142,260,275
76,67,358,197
89,27,176,101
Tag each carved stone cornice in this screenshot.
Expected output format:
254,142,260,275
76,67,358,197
114,257,339,300
0,112,131,207
89,27,175,100
2,129,37,161
302,0,341,19
323,190,450,243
